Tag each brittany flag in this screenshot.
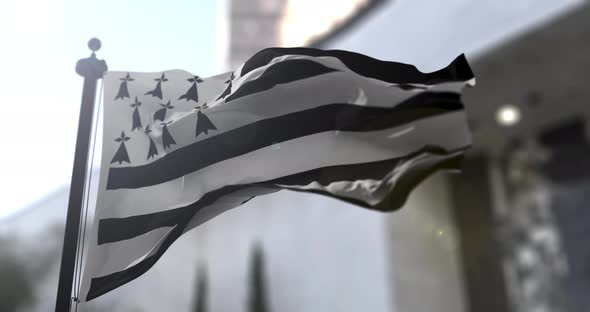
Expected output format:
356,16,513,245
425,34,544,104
79,47,475,301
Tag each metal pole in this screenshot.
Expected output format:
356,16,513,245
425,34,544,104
55,38,107,312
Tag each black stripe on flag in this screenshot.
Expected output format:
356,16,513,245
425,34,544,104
97,206,192,245
107,92,463,190
226,59,338,102
240,47,474,85
87,145,466,301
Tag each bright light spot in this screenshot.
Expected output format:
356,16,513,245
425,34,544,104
496,105,521,127
280,0,368,46
437,230,444,236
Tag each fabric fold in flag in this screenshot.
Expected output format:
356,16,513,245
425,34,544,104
79,47,475,301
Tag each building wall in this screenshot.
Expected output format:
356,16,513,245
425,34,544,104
227,0,287,69
315,0,581,71
186,191,393,312
383,173,467,312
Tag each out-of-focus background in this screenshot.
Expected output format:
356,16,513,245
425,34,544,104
1,0,589,311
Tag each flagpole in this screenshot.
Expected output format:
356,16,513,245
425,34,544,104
55,38,108,312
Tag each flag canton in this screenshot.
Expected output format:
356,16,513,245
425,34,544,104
103,70,234,167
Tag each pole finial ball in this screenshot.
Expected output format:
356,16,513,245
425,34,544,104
88,38,101,52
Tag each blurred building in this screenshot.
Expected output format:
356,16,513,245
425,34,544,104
226,0,287,70
460,4,590,311
2,1,589,312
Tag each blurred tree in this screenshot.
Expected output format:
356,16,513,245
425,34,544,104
193,265,208,312
248,244,270,312
0,251,33,311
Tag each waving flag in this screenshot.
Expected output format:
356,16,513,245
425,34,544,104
80,47,475,301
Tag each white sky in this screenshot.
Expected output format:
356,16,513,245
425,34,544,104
0,0,219,219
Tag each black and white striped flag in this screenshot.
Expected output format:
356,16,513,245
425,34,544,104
79,48,475,301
